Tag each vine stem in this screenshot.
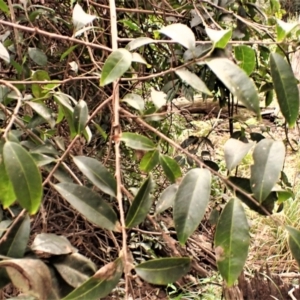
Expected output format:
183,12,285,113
108,0,130,298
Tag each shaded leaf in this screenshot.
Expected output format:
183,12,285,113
159,154,182,183
54,183,121,232
62,257,123,300
270,53,299,127
286,226,300,267
100,49,132,86
126,175,153,228
215,198,250,287
224,139,254,171
73,100,88,134
174,168,211,244
121,132,156,151
140,150,159,173
26,101,55,128
135,257,191,285
3,142,42,214
126,37,155,51
250,139,285,203
122,93,145,111
155,184,178,214
72,3,97,30
73,156,116,197
60,45,78,61
234,45,256,75
206,58,260,115
28,48,47,66
31,153,56,167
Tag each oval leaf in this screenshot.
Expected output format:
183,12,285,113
27,101,55,129
140,150,159,173
250,139,285,203
73,100,88,134
150,88,167,110
28,48,47,66
270,52,299,127
214,198,250,287
175,68,212,95
31,70,50,98
135,257,191,285
126,37,155,51
121,132,156,151
160,24,195,50
54,183,121,232
159,154,182,183
155,184,178,214
286,226,300,267
3,141,43,214
62,257,123,300
224,139,254,171
234,45,256,75
0,42,10,63
122,93,145,111
73,156,116,197
206,58,260,115
174,168,211,244
100,49,132,86
72,3,97,31
125,175,153,228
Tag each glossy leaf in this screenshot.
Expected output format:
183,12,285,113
140,150,159,172
72,3,97,30
276,19,298,42
73,100,88,134
132,52,148,65
250,139,285,203
135,257,191,285
155,184,178,214
100,49,132,86
125,175,153,228
159,154,182,183
73,156,116,197
0,214,30,258
160,24,195,50
3,142,43,214
31,70,50,98
234,45,256,75
126,37,155,51
31,153,56,167
54,183,121,232
0,42,10,63
175,68,212,95
27,101,55,128
174,168,211,244
206,28,232,49
122,93,145,111
150,88,167,110
286,226,300,267
215,198,250,287
270,53,299,127
62,257,123,300
224,139,254,171
121,132,156,151
28,48,47,66
206,58,260,116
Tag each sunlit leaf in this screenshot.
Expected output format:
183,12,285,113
215,198,250,287
206,28,232,49
174,168,211,244
150,88,167,109
54,183,121,232
122,93,145,111
276,19,298,42
140,150,159,173
159,154,182,183
0,0,9,13
121,132,156,151
72,3,97,31
3,142,42,214
155,184,178,214
100,49,132,86
0,42,10,63
250,139,285,203
135,257,191,285
28,48,47,66
132,52,148,65
126,37,155,51
125,175,153,228
31,70,50,98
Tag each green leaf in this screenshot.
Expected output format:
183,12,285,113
28,48,47,66
126,37,155,51
174,168,211,244
125,175,153,228
73,156,116,197
276,19,298,42
0,0,9,13
155,184,178,214
0,141,16,208
31,153,56,167
270,53,299,127
206,28,232,49
3,142,42,214
135,257,191,285
224,139,254,171
60,45,78,61
250,139,285,203
54,183,121,232
150,88,167,110
132,52,148,65
175,68,212,95
140,150,159,172
121,132,156,151
160,24,195,50
206,58,260,116
31,70,50,98
0,214,30,258
73,100,88,134
234,45,256,75
62,257,123,300
159,154,182,183
122,93,145,111
215,198,250,287
286,226,300,267
26,101,55,128
100,49,132,86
